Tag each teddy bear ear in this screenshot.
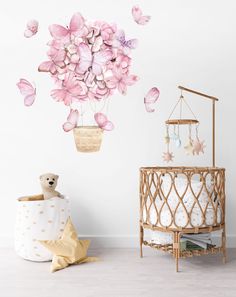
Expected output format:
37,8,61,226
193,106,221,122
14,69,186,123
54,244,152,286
55,175,59,180
39,175,43,180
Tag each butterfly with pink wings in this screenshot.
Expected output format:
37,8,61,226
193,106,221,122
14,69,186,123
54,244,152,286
132,6,151,25
76,43,113,76
49,12,88,40
24,20,38,38
144,87,160,112
16,78,36,106
94,112,114,131
63,109,79,132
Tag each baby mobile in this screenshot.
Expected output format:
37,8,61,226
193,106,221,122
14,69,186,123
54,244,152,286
163,87,206,162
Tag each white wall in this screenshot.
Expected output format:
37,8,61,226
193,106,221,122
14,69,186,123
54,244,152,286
0,0,235,247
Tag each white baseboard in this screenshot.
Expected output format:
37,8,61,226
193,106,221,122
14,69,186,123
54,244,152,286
1,234,236,249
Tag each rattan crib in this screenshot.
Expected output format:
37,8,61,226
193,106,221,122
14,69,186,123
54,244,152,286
139,87,226,271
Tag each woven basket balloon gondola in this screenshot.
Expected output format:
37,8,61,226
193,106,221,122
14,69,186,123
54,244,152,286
73,126,103,153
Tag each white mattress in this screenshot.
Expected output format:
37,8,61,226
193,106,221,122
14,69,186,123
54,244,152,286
142,176,222,243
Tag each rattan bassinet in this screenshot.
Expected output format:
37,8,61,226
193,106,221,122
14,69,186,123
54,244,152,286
139,166,226,271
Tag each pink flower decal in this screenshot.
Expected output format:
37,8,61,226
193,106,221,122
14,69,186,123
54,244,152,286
132,6,151,25
24,19,38,38
63,109,79,132
16,79,36,106
94,113,114,131
144,87,160,112
38,12,138,132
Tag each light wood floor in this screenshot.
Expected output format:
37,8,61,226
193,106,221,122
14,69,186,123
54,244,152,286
1,247,236,297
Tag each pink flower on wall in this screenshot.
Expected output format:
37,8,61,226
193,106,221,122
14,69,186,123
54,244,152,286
38,12,138,131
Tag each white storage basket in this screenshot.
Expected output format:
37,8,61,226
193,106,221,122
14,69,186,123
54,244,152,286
15,195,70,261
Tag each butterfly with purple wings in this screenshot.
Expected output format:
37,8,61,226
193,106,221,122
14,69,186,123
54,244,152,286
113,30,138,54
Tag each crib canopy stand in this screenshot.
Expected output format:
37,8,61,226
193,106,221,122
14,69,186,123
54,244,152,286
139,86,226,272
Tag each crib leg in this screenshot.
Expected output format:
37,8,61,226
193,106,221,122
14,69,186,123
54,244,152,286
174,232,180,272
140,225,143,258
222,227,227,264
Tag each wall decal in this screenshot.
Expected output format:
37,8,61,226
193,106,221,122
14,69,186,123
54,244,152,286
16,79,36,106
35,12,138,152
144,87,160,112
24,20,39,38
132,6,151,25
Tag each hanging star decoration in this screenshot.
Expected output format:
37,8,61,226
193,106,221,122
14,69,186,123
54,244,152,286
193,139,205,155
163,151,174,162
184,139,194,155
39,217,98,272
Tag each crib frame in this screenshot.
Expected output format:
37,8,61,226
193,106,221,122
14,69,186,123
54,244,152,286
139,167,226,272
139,86,226,271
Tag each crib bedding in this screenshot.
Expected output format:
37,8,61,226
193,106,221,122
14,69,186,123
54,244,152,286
142,176,222,230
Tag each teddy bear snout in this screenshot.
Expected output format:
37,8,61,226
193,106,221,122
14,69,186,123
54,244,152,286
49,181,54,186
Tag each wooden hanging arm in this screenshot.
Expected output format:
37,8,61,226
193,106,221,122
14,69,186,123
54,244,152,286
178,85,218,167
178,86,219,101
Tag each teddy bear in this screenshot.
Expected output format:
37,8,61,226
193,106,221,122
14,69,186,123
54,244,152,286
40,173,63,200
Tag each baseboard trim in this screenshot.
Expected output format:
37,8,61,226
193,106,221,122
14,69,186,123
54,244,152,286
1,234,236,249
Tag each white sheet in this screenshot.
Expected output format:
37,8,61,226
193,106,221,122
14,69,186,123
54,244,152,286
142,176,222,244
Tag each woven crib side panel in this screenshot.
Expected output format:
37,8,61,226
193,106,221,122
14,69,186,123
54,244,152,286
140,167,226,231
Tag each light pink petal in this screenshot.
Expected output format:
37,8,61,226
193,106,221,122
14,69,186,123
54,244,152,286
117,81,127,95
94,112,108,127
67,109,79,125
69,12,84,33
24,94,36,106
16,79,34,96
51,88,67,102
24,29,34,38
38,61,56,74
76,43,92,74
102,121,114,131
144,87,160,112
92,50,112,75
49,24,68,39
123,74,139,86
105,76,118,89
63,122,76,132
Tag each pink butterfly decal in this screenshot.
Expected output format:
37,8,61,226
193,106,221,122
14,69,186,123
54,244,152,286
49,12,87,39
114,30,138,54
16,79,36,106
38,49,66,75
51,73,86,106
94,112,114,131
76,43,112,76
106,67,138,95
24,19,38,38
144,87,160,112
132,6,151,25
63,109,79,132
